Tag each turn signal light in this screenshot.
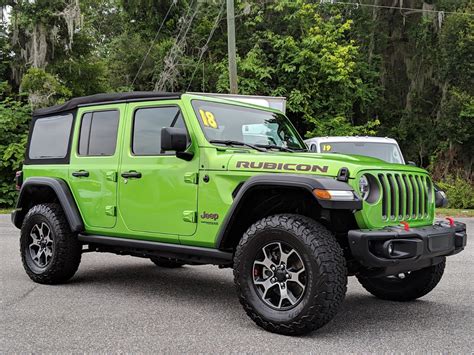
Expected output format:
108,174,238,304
313,189,332,200
313,189,355,201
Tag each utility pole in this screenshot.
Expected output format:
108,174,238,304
226,0,238,94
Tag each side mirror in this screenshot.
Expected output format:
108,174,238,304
434,184,448,208
161,127,193,161
407,161,417,166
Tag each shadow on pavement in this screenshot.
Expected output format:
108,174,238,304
69,260,240,309
65,259,466,338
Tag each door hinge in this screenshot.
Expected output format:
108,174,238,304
105,205,116,216
182,210,197,223
106,171,117,182
184,172,198,184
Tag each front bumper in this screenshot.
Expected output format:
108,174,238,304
348,220,466,277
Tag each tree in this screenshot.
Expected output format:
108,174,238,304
0,0,472,208
0,89,30,207
20,68,71,108
215,1,379,136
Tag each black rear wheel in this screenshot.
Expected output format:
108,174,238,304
20,203,82,284
356,260,446,301
234,214,347,335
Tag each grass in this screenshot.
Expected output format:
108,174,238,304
435,208,474,218
0,208,13,214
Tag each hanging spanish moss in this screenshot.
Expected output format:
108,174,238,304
10,0,82,85
56,0,82,51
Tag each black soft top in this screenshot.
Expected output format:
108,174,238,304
33,91,181,117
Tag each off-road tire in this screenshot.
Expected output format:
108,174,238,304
150,256,185,268
20,203,82,284
356,260,446,302
234,214,347,335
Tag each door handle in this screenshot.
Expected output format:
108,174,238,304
72,170,89,177
121,171,142,179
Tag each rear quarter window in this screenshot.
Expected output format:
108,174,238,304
28,114,74,160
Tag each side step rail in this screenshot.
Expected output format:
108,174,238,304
78,234,233,266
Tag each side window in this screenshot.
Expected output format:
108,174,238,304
132,106,187,155
29,114,73,160
78,110,119,156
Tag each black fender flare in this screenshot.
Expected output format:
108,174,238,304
11,177,84,232
215,174,362,249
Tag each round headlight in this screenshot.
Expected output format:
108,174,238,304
359,175,370,200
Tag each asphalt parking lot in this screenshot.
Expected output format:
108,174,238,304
1,214,473,353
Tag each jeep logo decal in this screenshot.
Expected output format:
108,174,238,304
201,211,219,221
236,161,328,173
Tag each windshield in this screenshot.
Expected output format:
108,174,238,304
192,100,306,151
320,142,404,164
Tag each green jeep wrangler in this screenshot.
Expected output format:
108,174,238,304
12,92,467,335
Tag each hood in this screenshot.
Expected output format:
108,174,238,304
226,151,427,178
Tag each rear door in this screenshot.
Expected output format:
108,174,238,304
68,104,124,229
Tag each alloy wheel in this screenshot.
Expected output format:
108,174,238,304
28,222,54,268
252,241,306,310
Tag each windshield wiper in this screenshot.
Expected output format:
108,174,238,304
209,139,266,152
255,144,296,152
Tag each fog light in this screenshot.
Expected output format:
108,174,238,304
387,242,394,256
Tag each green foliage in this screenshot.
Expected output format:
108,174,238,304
0,90,30,207
309,117,380,138
438,9,474,91
437,176,474,209
52,59,111,97
369,1,474,175
20,68,71,108
215,1,379,136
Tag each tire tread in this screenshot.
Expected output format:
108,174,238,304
20,203,82,284
356,261,445,302
233,214,347,335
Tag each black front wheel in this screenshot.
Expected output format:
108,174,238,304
234,214,347,335
356,260,446,302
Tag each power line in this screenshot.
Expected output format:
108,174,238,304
238,0,473,17
155,0,200,91
320,0,474,17
187,1,225,91
131,0,176,88
223,1,472,21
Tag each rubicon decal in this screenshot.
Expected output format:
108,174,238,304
236,161,329,173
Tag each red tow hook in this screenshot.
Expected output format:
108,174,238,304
445,217,455,227
400,221,410,231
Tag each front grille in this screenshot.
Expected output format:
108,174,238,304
377,172,431,221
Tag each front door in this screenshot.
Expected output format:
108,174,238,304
68,104,124,229
118,101,199,238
